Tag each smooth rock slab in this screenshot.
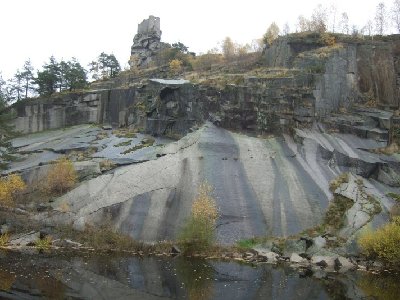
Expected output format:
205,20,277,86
9,232,40,246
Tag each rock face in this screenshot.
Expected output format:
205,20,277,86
12,80,201,136
35,122,397,244
129,16,168,69
263,33,400,114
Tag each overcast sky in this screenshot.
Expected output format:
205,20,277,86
0,0,394,79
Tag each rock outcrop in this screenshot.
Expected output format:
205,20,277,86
129,16,168,69
263,33,400,115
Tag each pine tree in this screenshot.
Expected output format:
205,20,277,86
0,74,15,169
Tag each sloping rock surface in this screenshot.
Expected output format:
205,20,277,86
41,123,398,244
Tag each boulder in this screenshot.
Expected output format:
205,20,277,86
171,245,181,255
335,256,355,272
253,247,279,263
283,239,307,257
311,255,336,268
290,253,307,264
9,231,40,246
306,236,326,255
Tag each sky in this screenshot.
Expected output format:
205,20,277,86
0,0,395,79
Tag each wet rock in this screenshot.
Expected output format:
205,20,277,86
9,232,40,246
312,268,327,279
53,239,83,248
335,256,355,272
254,247,279,263
311,255,336,268
306,236,326,255
171,245,181,254
290,253,307,264
283,239,307,256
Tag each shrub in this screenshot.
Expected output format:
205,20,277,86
35,236,52,250
0,233,10,247
99,159,115,172
42,157,77,195
358,217,400,266
82,224,140,251
324,195,354,230
0,174,26,206
179,183,218,254
169,59,183,74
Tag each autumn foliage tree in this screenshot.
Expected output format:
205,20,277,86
179,182,218,254
42,157,77,195
0,174,26,206
263,22,280,46
169,59,183,74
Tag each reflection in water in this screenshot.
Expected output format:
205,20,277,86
0,269,15,291
0,251,398,299
358,272,400,300
176,258,214,300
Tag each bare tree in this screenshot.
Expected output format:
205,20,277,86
297,15,311,32
283,23,290,35
338,12,350,34
328,4,338,33
222,37,235,61
375,2,388,35
392,0,400,33
310,4,327,33
365,19,374,36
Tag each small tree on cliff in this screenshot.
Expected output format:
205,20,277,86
393,0,400,33
375,2,388,35
222,37,235,61
263,22,280,46
21,59,35,99
98,52,121,79
35,56,60,96
0,76,15,168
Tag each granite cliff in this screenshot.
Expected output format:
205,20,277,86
4,21,400,254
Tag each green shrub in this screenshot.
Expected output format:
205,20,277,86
358,217,400,266
179,183,218,255
324,195,354,230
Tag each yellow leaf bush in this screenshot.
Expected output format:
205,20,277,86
42,157,77,195
179,182,219,254
0,174,26,206
358,217,400,265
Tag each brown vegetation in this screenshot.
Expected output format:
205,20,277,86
41,157,77,195
179,182,219,254
358,217,400,266
0,174,26,207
